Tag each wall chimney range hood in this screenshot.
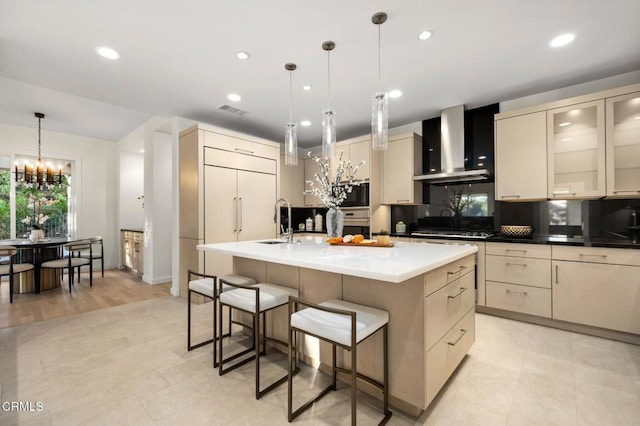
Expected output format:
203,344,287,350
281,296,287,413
414,105,492,185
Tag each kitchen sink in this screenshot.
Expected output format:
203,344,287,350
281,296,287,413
255,240,287,244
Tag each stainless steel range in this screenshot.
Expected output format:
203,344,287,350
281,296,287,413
411,230,495,240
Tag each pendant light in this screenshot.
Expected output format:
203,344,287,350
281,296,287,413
371,12,388,151
14,112,64,189
322,41,336,159
284,63,298,166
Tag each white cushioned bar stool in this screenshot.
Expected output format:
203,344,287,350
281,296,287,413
187,270,256,368
0,246,35,303
288,298,391,425
218,279,299,399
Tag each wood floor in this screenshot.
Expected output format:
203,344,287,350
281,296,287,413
0,269,172,329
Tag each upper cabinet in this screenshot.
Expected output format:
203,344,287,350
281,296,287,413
279,154,305,207
495,111,547,201
331,137,370,182
382,133,422,204
547,100,606,199
494,82,640,201
606,91,640,198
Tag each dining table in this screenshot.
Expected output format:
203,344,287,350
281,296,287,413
0,236,82,294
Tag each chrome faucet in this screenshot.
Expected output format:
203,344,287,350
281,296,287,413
274,198,293,243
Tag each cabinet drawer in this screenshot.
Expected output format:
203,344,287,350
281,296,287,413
424,255,475,296
552,245,640,266
486,255,551,288
486,281,552,318
203,130,279,160
204,147,276,175
486,242,551,259
426,308,475,406
426,271,474,351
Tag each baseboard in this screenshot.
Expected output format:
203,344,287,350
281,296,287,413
142,275,172,285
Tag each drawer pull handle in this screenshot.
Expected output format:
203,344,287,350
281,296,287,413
555,265,558,284
396,199,410,203
506,262,527,267
234,147,254,154
505,249,527,253
501,195,521,199
448,329,468,346
613,189,640,193
506,289,528,296
578,253,607,258
552,191,576,196
447,287,468,300
447,265,467,276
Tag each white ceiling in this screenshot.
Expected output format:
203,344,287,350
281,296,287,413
1,0,639,148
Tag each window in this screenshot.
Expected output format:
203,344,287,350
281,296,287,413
462,193,489,216
549,199,582,236
0,156,10,239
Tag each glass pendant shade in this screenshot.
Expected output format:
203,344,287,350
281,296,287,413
284,122,298,166
371,91,388,150
322,109,336,158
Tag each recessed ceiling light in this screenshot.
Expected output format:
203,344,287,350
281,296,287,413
236,51,250,60
301,85,312,91
550,33,575,48
226,93,242,102
634,116,640,120
559,122,571,127
300,120,311,127
478,155,486,160
418,30,433,41
140,149,145,153
561,138,572,142
96,46,120,59
389,90,403,98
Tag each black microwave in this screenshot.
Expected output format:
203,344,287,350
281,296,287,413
340,182,369,207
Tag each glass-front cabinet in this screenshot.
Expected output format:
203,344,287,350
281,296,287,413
606,91,640,198
547,100,606,199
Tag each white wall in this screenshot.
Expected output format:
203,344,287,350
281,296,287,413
119,152,145,230
0,122,119,269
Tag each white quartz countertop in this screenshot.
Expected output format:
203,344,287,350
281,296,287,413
197,236,477,283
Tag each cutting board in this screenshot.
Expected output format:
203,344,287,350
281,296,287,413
328,241,394,248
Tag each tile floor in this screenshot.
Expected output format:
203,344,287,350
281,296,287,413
1,297,639,425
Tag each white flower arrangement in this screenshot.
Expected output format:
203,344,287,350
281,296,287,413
22,195,57,229
304,150,365,209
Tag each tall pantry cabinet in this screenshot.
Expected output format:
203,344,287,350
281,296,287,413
179,124,279,298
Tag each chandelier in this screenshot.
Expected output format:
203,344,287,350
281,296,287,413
14,112,65,190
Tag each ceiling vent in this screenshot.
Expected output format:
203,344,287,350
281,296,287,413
217,104,248,116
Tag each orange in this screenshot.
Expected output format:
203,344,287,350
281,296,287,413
352,234,364,243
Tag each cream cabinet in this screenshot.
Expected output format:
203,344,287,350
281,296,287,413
494,111,548,201
178,124,280,298
331,137,370,182
121,230,143,275
279,154,305,206
606,91,640,198
382,133,423,204
303,156,323,207
552,246,640,334
485,242,552,318
547,100,606,199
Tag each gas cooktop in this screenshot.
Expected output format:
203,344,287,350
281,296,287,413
411,230,496,240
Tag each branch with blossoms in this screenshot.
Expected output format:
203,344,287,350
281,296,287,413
22,194,58,229
303,150,365,209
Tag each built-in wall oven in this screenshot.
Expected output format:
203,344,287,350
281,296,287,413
340,182,369,207
342,207,370,237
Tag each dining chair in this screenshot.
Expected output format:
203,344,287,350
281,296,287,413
78,236,104,278
0,246,36,303
41,240,93,292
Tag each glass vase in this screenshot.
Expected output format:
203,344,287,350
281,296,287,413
326,208,344,238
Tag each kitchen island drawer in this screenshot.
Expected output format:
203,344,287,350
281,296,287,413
487,242,551,259
486,281,551,318
552,245,640,266
426,308,475,406
425,271,474,351
486,255,551,288
424,254,475,297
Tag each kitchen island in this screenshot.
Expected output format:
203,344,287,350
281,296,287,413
198,236,477,416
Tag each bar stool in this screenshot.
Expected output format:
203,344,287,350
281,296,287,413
288,298,391,425
187,270,256,368
218,279,299,399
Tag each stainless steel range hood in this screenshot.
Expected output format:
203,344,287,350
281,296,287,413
413,105,492,185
